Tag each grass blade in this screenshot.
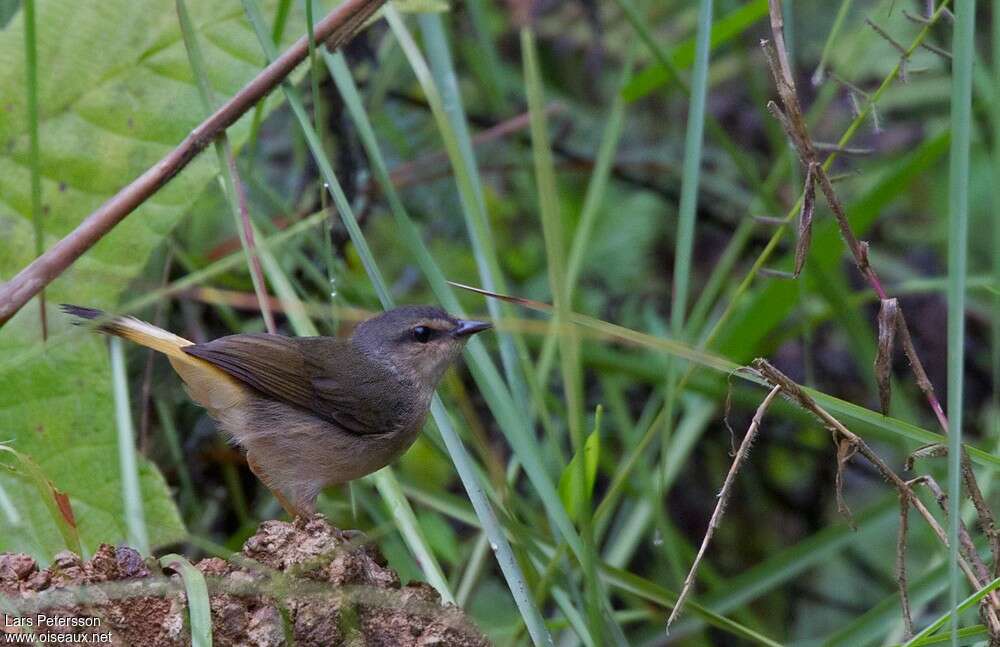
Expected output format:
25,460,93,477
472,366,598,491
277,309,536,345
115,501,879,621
109,337,149,555
160,554,213,647
522,25,605,644
904,577,1000,646
946,0,975,639
175,0,277,334
670,0,713,339
415,13,531,412
22,0,45,340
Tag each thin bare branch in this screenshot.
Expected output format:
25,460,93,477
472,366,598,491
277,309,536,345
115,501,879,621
666,384,783,632
897,492,914,638
920,41,953,60
0,0,386,327
866,18,910,82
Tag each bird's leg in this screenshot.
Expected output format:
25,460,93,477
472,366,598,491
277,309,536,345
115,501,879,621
246,452,308,519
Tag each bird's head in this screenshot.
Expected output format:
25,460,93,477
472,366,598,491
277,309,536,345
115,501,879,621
351,305,491,387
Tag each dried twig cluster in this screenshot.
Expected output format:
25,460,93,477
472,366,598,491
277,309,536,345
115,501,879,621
667,1,997,641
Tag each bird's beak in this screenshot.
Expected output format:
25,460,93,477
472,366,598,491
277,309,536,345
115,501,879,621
453,319,493,337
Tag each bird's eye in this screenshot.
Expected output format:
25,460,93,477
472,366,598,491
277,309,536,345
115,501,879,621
412,326,432,343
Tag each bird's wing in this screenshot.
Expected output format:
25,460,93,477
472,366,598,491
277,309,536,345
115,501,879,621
182,334,395,435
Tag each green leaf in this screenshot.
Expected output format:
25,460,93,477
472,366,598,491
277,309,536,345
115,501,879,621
0,444,82,556
160,554,213,647
558,409,602,522
0,0,305,561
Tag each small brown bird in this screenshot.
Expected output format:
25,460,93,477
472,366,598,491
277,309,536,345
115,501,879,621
62,304,491,517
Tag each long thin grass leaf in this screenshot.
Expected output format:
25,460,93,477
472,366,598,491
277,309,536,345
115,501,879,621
671,0,713,338
904,577,1000,646
22,0,45,339
109,337,149,555
160,554,213,647
522,25,606,644
414,12,531,412
946,0,975,639
175,0,277,334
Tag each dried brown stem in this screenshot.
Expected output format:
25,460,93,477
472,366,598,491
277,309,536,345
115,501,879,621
793,163,816,278
0,0,386,327
762,7,999,573
920,41,953,60
912,476,994,591
898,492,914,638
754,358,1000,638
875,298,900,415
665,384,783,632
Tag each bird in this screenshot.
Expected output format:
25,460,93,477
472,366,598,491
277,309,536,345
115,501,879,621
62,304,492,518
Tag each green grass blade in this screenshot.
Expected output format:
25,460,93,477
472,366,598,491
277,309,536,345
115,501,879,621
160,554,213,647
535,42,636,388
154,397,197,516
946,0,975,640
522,25,604,644
620,0,767,102
904,577,1000,646
670,0,712,339
22,0,45,339
810,0,854,85
370,468,454,604
994,0,1000,483
109,337,150,555
175,0,276,333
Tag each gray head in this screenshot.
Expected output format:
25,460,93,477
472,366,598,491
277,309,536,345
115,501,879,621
351,305,491,386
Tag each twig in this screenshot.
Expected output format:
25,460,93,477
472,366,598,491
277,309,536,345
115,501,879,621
753,358,1000,637
0,0,386,327
909,476,1000,633
665,384,783,632
919,41,953,60
898,491,914,638
866,18,910,82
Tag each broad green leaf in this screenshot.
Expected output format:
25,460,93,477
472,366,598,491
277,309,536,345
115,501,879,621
0,0,318,561
0,444,81,556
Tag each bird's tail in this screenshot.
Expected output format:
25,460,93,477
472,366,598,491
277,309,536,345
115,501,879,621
61,304,194,361
61,304,245,413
